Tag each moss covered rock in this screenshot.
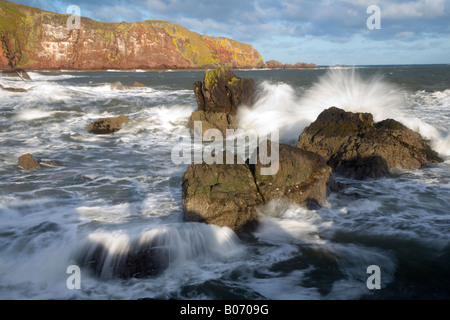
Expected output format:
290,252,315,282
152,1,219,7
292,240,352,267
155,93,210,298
297,107,443,179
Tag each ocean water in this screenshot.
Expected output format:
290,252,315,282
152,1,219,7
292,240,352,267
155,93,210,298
0,65,449,300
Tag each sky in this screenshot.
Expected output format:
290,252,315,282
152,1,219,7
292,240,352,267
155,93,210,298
12,0,450,66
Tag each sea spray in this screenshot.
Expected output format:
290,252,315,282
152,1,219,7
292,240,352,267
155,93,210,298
238,68,450,158
74,223,243,280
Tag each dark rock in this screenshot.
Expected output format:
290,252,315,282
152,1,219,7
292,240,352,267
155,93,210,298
182,152,263,235
189,67,255,136
252,142,337,207
297,107,443,179
182,144,336,235
87,115,131,134
110,82,131,90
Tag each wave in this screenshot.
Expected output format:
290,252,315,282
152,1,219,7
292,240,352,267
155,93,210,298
238,68,450,157
73,223,243,280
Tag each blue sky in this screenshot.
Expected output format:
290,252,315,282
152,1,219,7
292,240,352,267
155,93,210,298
13,0,450,65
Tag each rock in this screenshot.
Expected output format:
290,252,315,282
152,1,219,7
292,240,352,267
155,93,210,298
194,67,255,114
297,107,443,179
182,152,263,235
1,69,31,80
0,84,27,92
189,68,255,136
87,115,131,134
18,153,41,170
110,82,131,90
18,153,60,170
187,110,237,136
252,142,337,209
132,82,146,88
181,143,336,234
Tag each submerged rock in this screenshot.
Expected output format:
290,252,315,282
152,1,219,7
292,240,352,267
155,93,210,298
87,115,130,134
132,82,146,88
297,107,443,179
110,82,131,90
74,223,240,279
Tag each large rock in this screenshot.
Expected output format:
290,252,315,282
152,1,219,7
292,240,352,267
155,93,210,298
182,144,336,234
252,142,337,209
193,67,255,114
182,152,263,235
297,107,443,179
87,115,130,134
189,68,255,136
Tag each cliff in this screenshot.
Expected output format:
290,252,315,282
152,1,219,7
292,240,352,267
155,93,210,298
0,0,264,70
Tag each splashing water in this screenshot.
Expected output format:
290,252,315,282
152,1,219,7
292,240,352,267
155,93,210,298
238,68,450,157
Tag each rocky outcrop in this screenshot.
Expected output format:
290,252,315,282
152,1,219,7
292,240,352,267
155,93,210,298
182,152,263,235
188,67,255,135
0,0,263,70
87,115,130,134
193,67,255,114
252,142,337,210
297,107,443,179
18,153,59,169
182,144,335,234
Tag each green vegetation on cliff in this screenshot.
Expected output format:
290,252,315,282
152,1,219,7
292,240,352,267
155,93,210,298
0,0,264,70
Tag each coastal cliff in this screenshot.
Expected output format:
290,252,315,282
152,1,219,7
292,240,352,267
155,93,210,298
0,0,264,70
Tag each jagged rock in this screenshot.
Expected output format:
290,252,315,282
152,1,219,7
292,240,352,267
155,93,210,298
87,115,131,134
181,144,336,234
189,68,255,136
193,67,255,114
252,142,337,209
297,107,443,179
182,152,263,235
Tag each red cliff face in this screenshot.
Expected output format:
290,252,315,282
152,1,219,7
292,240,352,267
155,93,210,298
0,0,264,70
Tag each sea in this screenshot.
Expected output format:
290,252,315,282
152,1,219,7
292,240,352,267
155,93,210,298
0,65,449,300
